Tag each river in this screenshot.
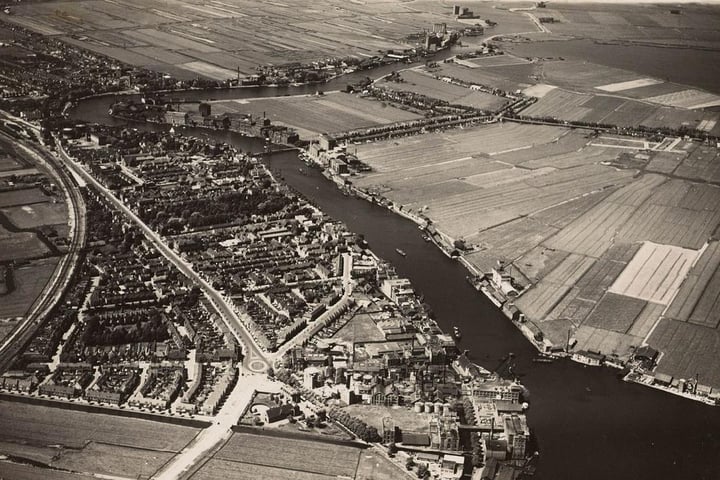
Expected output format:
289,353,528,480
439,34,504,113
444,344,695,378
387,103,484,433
69,66,720,480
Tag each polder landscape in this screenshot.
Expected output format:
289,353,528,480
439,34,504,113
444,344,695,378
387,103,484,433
0,1,719,480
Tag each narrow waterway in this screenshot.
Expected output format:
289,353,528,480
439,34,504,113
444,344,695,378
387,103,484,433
69,65,720,480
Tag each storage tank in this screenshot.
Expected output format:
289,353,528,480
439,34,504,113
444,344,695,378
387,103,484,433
414,401,423,413
434,401,443,414
425,401,434,413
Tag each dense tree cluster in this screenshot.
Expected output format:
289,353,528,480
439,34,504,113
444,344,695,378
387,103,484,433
328,407,382,442
81,310,169,346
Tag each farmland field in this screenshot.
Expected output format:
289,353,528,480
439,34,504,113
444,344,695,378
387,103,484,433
51,441,174,479
646,151,684,175
355,123,634,240
434,61,537,93
0,154,22,172
0,400,200,451
0,257,59,323
192,459,337,480
516,253,596,321
674,145,720,183
0,188,50,208
0,462,90,480
1,203,67,229
583,293,647,334
2,0,541,80
648,319,720,389
355,449,405,480
208,92,421,137
663,241,720,329
608,242,698,305
0,225,51,262
379,69,508,110
544,174,666,258
216,431,360,478
518,87,720,130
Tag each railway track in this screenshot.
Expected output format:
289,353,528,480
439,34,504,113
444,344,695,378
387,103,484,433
0,133,87,372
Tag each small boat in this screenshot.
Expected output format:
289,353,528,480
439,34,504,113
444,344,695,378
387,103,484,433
422,234,431,242
395,248,407,257
453,326,461,339
532,357,553,364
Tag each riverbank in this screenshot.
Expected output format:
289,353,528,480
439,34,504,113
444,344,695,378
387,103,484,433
316,160,720,408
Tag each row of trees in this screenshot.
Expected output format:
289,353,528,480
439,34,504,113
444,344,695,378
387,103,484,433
327,407,381,442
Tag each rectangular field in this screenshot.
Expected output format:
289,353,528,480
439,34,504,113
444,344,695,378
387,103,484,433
435,62,535,93
544,174,667,258
192,459,337,480
0,188,50,208
516,253,596,321
608,241,698,305
664,241,720,329
583,292,647,334
0,226,51,262
216,432,360,478
674,146,720,184
648,319,720,389
0,400,200,451
214,92,421,136
0,257,58,322
1,203,67,229
51,442,174,479
380,69,508,110
0,462,90,480
596,78,663,92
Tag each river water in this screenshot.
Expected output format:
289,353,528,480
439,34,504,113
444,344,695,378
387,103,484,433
70,47,720,479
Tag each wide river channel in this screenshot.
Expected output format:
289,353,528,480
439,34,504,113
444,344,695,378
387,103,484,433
71,44,720,480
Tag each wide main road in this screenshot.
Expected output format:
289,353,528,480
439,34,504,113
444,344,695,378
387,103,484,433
53,136,268,373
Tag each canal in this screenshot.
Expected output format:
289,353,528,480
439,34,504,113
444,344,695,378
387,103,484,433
70,75,720,480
